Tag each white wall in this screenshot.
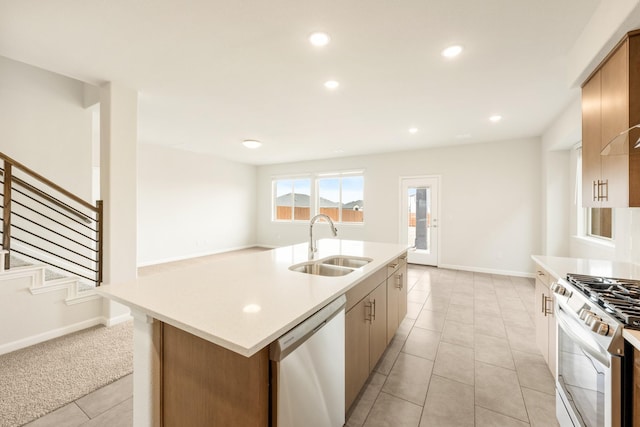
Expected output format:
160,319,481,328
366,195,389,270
257,138,541,276
0,56,93,200
137,144,257,265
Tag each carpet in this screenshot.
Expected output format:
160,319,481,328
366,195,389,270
0,321,133,427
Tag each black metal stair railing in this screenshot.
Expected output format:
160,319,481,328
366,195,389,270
0,152,103,287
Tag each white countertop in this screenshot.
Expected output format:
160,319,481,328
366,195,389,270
531,255,640,282
98,239,408,357
532,254,640,350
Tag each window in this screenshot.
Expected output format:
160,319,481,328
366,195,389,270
273,178,311,221
272,172,365,224
317,173,364,223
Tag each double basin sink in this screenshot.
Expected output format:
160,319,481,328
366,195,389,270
289,256,373,276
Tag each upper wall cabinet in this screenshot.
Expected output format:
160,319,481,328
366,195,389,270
582,30,640,207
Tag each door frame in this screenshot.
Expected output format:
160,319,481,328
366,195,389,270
398,175,441,266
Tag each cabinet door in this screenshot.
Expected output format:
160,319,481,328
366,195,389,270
345,300,370,410
534,279,549,365
398,264,408,322
386,279,399,345
601,41,630,207
582,70,602,208
369,283,388,372
547,296,557,379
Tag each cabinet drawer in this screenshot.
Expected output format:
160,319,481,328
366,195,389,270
535,266,550,287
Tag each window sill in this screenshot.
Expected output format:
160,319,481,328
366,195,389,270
571,235,615,249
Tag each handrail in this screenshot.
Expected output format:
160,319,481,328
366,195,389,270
0,152,96,212
0,151,103,286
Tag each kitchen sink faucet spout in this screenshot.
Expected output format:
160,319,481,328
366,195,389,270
309,214,338,258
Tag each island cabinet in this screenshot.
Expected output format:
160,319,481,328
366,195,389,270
161,323,270,426
581,29,640,208
344,251,408,410
534,264,557,378
386,254,408,344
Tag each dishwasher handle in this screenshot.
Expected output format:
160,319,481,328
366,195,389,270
270,294,346,362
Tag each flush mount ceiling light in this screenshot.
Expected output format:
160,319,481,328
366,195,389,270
242,139,262,149
324,80,340,90
242,304,261,313
489,115,502,123
309,32,330,47
441,45,463,58
409,128,418,134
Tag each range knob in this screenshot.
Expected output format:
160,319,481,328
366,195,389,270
550,282,572,297
595,322,611,336
579,308,595,321
585,313,601,327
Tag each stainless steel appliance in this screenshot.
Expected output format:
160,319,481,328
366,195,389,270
551,274,639,427
270,294,346,427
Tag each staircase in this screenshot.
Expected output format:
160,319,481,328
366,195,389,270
0,152,105,355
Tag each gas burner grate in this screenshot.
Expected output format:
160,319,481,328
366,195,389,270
566,273,640,328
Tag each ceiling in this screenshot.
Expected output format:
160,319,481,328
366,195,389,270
0,0,601,165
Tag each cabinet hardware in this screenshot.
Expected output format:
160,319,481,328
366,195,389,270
388,263,398,269
370,299,376,321
544,295,553,316
593,180,598,202
600,179,608,201
541,293,546,314
395,273,404,290
365,301,373,323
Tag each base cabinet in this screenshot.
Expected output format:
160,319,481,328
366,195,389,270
634,347,640,427
345,252,408,410
534,264,556,378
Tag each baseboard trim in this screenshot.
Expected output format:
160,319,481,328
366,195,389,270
0,316,105,356
101,313,133,327
437,263,534,279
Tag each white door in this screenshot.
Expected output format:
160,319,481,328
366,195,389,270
400,176,439,266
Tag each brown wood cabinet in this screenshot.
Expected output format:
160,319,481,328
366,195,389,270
386,256,408,345
534,264,556,378
634,347,640,427
581,30,640,207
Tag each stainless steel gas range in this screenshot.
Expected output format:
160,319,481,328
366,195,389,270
551,273,640,427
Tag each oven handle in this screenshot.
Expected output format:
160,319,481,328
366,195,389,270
556,304,611,368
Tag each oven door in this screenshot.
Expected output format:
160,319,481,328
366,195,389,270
555,302,621,427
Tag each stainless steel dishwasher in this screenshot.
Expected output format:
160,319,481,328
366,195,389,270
270,294,346,427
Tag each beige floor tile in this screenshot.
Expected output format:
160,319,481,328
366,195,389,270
474,301,502,317
419,375,474,427
402,327,441,361
433,341,475,385
446,303,474,325
396,317,416,339
81,398,133,427
441,320,475,348
363,392,422,427
474,314,507,338
24,403,89,427
475,361,528,422
408,289,430,304
347,373,386,427
413,309,446,332
505,325,540,354
76,374,133,418
382,352,433,405
450,291,475,307
501,309,534,329
498,297,526,311
423,295,450,312
406,301,424,320
521,387,559,427
512,350,555,395
475,406,530,427
375,336,405,375
474,333,514,370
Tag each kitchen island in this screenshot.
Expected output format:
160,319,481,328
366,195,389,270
97,239,408,426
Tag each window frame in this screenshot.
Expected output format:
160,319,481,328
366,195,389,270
270,171,365,225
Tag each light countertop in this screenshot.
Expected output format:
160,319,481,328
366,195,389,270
532,254,640,350
98,239,408,357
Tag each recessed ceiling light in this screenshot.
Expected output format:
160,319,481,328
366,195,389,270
441,45,463,58
409,128,418,134
489,115,502,123
309,32,330,47
324,80,339,90
242,139,262,149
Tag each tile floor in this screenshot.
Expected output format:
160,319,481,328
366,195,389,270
24,264,558,427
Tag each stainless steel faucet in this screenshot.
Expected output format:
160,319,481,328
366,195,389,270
309,214,338,258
